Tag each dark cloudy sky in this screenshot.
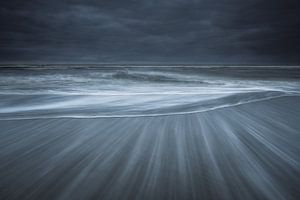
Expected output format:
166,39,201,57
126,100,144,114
0,0,300,64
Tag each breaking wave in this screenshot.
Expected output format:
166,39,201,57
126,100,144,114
0,66,300,119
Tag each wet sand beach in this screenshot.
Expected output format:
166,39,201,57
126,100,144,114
1,96,299,200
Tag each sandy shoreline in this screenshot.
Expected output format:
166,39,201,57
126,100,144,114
1,96,300,200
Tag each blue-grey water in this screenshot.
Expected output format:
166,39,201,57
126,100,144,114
0,66,300,200
1,66,300,119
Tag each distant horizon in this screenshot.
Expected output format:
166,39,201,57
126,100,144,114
0,63,300,67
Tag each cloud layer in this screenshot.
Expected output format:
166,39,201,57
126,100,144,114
1,0,300,64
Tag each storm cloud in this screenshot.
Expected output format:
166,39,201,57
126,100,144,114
0,0,300,64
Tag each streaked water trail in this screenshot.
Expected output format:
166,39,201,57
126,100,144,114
0,66,299,200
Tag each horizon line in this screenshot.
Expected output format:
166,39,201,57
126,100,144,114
0,63,300,67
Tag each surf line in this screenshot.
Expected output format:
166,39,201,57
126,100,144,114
0,94,298,121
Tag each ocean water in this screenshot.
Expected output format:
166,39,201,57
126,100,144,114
1,65,300,200
0,65,299,119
